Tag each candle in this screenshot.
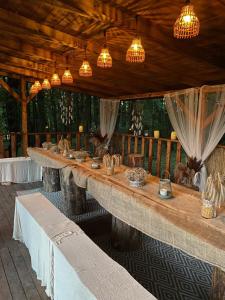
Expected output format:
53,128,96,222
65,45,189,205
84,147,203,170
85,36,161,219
160,188,168,197
154,130,160,139
79,125,83,133
171,131,177,140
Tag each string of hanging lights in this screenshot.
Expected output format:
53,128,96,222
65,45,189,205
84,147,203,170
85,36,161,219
97,30,112,68
174,0,200,39
79,45,92,77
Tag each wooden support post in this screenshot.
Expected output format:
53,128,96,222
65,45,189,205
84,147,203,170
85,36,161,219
59,169,86,215
21,77,28,156
111,216,142,251
10,132,16,157
211,267,225,299
42,167,61,192
0,133,4,158
148,138,153,173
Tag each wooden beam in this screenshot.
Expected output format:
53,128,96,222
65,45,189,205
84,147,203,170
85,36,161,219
21,77,28,156
0,78,20,102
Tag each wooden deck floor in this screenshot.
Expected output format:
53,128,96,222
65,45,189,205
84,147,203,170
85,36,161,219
0,182,50,300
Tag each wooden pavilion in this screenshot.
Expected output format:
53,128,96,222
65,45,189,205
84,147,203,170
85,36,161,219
0,1,225,300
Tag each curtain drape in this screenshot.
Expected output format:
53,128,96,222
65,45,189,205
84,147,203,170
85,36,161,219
164,84,225,191
100,99,120,146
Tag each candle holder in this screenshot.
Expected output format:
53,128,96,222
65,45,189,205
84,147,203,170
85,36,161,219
171,131,177,140
79,125,84,133
158,170,173,199
154,130,160,139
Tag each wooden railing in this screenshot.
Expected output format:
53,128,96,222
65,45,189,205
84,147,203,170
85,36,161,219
0,131,224,177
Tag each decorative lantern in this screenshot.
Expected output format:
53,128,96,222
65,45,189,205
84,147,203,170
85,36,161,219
154,130,160,139
34,80,42,91
174,0,200,39
42,79,51,90
97,30,112,68
62,69,73,84
29,84,38,95
126,37,145,63
51,72,61,86
158,171,173,199
79,46,92,76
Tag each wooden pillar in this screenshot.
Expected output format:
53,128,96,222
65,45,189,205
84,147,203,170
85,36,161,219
42,167,61,192
211,267,225,299
21,77,28,156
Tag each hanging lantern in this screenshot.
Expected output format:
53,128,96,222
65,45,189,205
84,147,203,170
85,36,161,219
97,47,112,68
97,30,112,68
30,84,38,95
79,46,92,76
42,79,51,90
62,69,73,84
34,80,42,91
174,0,200,39
126,37,145,63
51,72,61,86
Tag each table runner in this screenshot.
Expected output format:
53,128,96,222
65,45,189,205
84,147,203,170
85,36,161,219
28,147,225,271
13,192,155,300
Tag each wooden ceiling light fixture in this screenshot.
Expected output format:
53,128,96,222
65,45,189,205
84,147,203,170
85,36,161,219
34,80,42,91
29,83,39,95
97,30,112,68
174,0,200,39
126,15,145,63
62,55,73,84
42,78,51,90
51,62,61,86
79,45,92,77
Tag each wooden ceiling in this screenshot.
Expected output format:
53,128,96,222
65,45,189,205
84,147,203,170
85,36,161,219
0,0,224,97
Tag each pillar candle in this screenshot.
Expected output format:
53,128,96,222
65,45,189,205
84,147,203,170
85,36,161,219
154,130,160,139
79,125,84,133
171,131,177,140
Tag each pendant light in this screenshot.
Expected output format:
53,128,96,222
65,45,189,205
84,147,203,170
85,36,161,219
62,55,73,84
51,62,61,86
30,83,38,95
34,80,42,91
42,79,51,90
79,46,92,77
126,16,145,63
174,0,200,39
97,30,112,68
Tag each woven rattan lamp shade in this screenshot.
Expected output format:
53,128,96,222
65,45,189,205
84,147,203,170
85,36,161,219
97,47,112,68
62,69,73,84
79,60,92,77
34,80,42,91
42,79,51,90
51,73,61,86
30,84,38,95
126,37,145,63
174,3,200,39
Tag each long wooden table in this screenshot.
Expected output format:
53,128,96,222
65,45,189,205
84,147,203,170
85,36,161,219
28,147,225,299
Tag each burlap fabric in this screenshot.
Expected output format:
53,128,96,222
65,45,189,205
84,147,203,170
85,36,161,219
29,148,225,270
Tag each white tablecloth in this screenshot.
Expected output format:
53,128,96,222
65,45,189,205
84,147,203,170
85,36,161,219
0,157,42,183
13,193,156,300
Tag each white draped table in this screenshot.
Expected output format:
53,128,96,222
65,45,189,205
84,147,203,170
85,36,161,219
0,157,42,183
27,147,225,274
13,192,155,300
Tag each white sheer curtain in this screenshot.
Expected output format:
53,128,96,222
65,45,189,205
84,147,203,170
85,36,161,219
100,98,120,147
164,84,225,191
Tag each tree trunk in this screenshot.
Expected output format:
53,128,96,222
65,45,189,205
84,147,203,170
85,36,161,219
111,216,142,251
42,167,60,192
59,169,86,215
211,267,225,300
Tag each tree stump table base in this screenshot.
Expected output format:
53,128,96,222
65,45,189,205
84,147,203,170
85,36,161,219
111,216,142,251
59,169,86,216
42,167,60,192
211,267,225,300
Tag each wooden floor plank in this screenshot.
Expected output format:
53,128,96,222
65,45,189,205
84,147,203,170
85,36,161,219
0,247,27,300
0,256,12,300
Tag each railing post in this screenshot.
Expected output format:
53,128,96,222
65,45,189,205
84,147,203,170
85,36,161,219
166,140,172,173
46,133,51,143
156,139,162,177
76,132,81,150
148,138,153,173
176,142,182,163
35,134,41,147
10,132,17,157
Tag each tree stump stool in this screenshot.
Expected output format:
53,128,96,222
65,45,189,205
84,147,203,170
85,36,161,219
42,167,60,192
128,154,144,168
211,267,225,299
59,169,86,216
111,216,142,251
